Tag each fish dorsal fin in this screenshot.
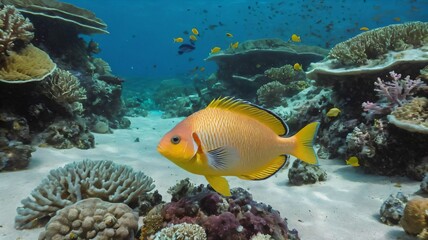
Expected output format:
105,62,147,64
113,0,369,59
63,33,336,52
207,97,288,136
239,155,288,180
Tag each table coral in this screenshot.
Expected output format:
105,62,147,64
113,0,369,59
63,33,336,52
400,197,428,238
329,22,428,67
15,159,155,229
38,198,139,240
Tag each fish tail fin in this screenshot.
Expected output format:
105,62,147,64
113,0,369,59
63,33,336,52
290,122,320,165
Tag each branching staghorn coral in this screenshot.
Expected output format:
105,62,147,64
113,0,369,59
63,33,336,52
362,71,426,119
40,68,87,114
0,5,34,56
15,160,155,229
329,21,428,66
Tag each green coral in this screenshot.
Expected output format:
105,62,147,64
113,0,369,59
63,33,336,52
329,21,428,66
388,97,428,134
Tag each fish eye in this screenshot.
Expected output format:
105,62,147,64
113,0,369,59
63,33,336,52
170,135,181,144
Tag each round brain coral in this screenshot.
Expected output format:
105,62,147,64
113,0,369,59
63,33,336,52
399,197,428,236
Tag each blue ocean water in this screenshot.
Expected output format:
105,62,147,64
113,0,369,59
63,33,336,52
65,0,428,79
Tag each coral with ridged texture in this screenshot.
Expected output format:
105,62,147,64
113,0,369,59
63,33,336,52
388,97,428,134
153,223,207,240
15,160,155,229
38,198,139,240
256,81,287,107
399,198,428,238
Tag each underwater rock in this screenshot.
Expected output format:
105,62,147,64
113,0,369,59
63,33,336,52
38,198,138,240
36,119,94,149
92,120,111,134
0,137,34,171
142,179,298,240
288,159,327,186
421,174,428,193
399,197,428,237
256,81,287,108
15,160,156,229
379,192,409,225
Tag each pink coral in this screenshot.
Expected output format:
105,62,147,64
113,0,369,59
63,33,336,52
362,71,426,118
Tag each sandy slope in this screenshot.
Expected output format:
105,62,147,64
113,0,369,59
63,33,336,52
0,112,421,240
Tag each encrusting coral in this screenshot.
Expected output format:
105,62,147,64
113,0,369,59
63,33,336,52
329,21,428,66
15,160,155,229
399,197,428,238
388,97,428,134
38,198,139,240
256,81,287,107
265,65,295,83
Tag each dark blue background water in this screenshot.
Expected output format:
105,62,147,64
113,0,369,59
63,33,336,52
65,0,428,79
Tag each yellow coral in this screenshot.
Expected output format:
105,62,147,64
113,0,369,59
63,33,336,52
0,44,56,83
399,198,428,237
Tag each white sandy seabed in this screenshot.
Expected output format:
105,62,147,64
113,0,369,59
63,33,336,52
0,112,423,240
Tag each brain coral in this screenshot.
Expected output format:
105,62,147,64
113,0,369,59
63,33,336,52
39,198,139,240
15,159,155,229
399,197,428,237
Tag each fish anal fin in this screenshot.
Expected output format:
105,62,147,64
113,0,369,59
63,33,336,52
239,155,287,180
205,175,231,196
207,97,288,136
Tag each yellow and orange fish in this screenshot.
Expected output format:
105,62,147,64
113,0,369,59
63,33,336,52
226,32,233,37
230,41,239,49
192,28,199,36
210,47,221,54
360,27,369,31
293,63,302,71
173,37,184,43
189,35,197,41
157,97,320,196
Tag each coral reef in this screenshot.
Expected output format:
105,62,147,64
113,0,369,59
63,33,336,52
251,233,274,240
399,197,428,238
388,97,428,134
265,65,295,83
0,5,34,56
362,71,426,119
15,160,156,229
288,160,327,186
256,81,287,107
36,119,94,149
379,192,409,225
143,178,298,240
0,112,34,170
345,122,388,160
329,22,428,67
39,198,139,240
153,223,207,240
40,68,87,115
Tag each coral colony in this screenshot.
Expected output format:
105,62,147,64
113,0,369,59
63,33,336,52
0,1,426,239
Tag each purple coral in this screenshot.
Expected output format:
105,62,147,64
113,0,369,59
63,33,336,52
362,71,426,119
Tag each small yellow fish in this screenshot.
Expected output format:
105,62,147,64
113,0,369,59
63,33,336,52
293,63,302,71
211,47,221,54
291,34,301,42
158,97,320,196
173,37,184,43
189,35,197,41
230,41,239,49
326,107,341,117
226,32,233,37
192,28,199,35
393,17,401,22
360,27,369,31
346,156,360,167
200,67,205,72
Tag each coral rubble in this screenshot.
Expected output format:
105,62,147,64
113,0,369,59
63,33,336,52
15,160,155,229
39,198,138,240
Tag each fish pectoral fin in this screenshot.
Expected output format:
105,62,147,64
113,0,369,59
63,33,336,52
205,175,231,196
207,146,239,170
239,155,288,180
